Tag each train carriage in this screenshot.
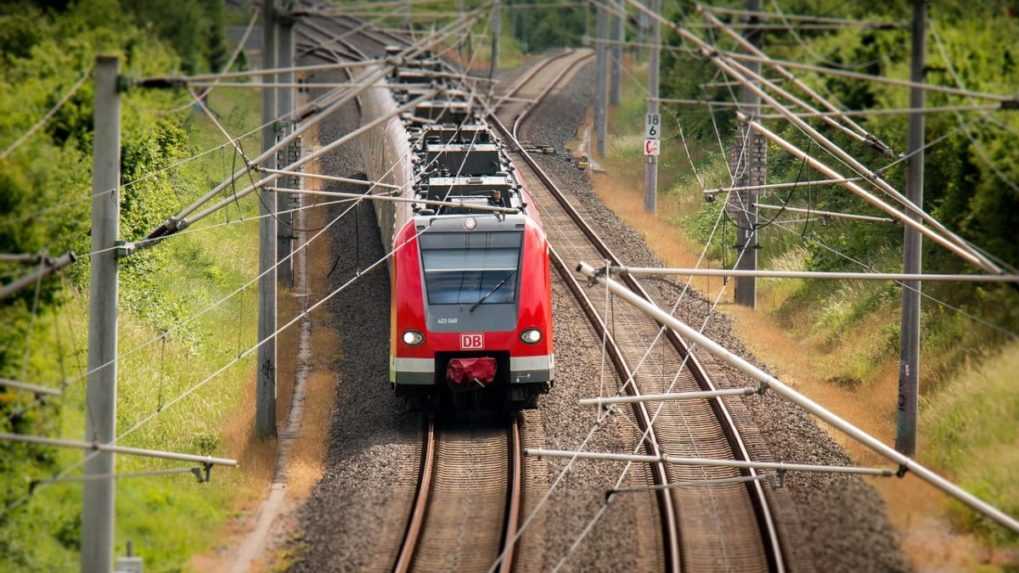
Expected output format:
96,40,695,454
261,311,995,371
363,54,554,409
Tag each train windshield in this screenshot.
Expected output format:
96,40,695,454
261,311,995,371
419,231,522,306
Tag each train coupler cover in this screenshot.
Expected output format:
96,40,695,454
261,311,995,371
446,357,497,387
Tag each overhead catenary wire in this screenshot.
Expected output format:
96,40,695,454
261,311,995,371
702,4,903,27
16,80,344,228
771,222,1019,341
0,433,236,467
549,228,763,572
161,8,261,115
89,80,492,495
268,187,522,214
576,263,1019,535
684,22,901,31
176,89,438,232
259,168,401,190
737,113,998,270
757,103,1007,118
85,197,363,259
752,203,896,223
141,59,385,85
700,8,894,154
36,13,489,398
643,2,1004,272
609,267,1019,282
30,466,209,490
2,5,480,436
703,177,865,194
14,24,499,510
146,8,484,238
715,49,1019,103
187,81,393,89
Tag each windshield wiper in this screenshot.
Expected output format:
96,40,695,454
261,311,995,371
469,274,513,313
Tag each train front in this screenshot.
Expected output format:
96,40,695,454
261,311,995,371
391,209,553,409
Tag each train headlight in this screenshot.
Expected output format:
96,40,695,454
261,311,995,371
520,329,542,344
403,330,424,345
464,217,477,230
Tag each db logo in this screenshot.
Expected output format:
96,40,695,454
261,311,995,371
460,333,484,349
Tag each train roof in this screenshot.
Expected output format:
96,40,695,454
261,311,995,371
391,55,529,220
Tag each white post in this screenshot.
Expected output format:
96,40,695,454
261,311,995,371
83,53,120,573
257,0,278,439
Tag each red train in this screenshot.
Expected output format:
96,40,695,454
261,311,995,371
367,55,554,408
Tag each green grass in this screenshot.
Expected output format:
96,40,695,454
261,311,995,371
923,341,1019,548
1,86,264,572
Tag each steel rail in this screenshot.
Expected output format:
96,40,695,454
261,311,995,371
487,58,684,573
493,50,573,126
547,245,683,572
512,50,595,140
394,418,436,573
500,416,524,573
498,49,574,137
486,56,785,571
392,416,523,573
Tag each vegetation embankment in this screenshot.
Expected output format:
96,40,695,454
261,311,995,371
0,1,273,570
588,0,1019,556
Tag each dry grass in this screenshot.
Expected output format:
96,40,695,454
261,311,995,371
190,121,344,573
590,172,727,300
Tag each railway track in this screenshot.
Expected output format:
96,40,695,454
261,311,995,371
488,55,786,572
394,416,524,573
493,49,594,139
299,12,783,569
295,15,529,573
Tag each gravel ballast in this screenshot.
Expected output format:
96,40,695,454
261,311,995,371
521,60,910,573
287,63,666,573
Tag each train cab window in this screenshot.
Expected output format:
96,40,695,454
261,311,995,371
419,231,522,306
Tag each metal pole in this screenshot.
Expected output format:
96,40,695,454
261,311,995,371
609,0,622,105
0,251,77,301
896,0,926,457
701,9,892,155
604,266,1019,283
489,0,501,80
525,448,896,476
732,0,762,308
643,0,659,213
739,114,991,269
2,433,237,467
575,261,1019,534
277,11,295,289
637,0,648,58
82,53,120,573
257,0,278,439
457,0,465,58
594,3,608,156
